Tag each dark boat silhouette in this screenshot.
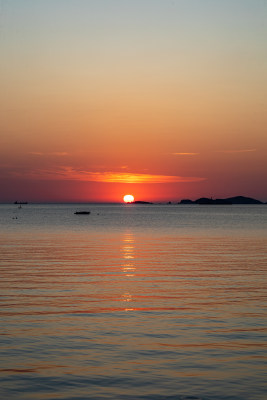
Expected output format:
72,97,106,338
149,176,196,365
74,211,90,215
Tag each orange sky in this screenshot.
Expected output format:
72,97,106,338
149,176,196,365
0,1,266,202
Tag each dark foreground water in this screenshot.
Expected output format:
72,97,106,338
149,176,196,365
0,204,267,399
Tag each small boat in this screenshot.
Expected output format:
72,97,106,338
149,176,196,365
74,211,90,215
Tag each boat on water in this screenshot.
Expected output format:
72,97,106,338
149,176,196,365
74,211,90,215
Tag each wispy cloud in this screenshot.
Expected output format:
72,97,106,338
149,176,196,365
28,152,69,156
171,152,199,156
217,149,256,154
51,152,69,156
80,172,205,184
28,152,43,156
10,166,206,184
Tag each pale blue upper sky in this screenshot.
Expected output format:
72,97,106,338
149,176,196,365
2,0,266,68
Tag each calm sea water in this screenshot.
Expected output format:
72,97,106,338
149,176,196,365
0,203,267,400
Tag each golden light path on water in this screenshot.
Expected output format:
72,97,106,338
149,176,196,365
121,231,136,311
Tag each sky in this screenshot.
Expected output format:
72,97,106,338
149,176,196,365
0,0,266,202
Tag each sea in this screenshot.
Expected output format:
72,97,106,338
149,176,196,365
0,203,266,400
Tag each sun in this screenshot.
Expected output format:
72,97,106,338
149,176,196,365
123,194,134,203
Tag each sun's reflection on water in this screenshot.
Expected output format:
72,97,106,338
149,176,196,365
121,231,136,277
120,231,136,310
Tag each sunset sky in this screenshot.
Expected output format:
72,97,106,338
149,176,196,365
1,0,266,202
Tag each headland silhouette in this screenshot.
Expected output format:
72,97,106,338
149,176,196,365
179,196,263,205
130,196,264,205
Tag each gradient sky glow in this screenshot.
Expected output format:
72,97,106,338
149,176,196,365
1,0,266,202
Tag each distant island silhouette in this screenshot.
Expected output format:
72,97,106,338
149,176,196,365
127,196,264,205
129,196,264,205
179,196,263,205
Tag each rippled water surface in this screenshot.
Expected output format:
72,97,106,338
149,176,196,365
0,204,267,399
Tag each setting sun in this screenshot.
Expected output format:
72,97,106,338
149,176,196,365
123,194,134,203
